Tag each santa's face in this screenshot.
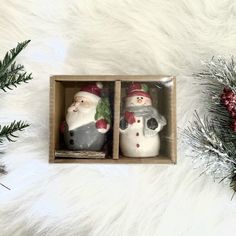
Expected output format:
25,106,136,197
67,95,99,130
73,95,98,113
125,96,152,107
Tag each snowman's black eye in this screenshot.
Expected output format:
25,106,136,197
81,100,84,103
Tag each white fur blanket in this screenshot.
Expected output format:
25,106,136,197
0,0,236,235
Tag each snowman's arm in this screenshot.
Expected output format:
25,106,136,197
119,117,129,133
147,118,159,130
147,116,166,133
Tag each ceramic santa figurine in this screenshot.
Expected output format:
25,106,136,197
64,82,111,151
120,83,166,157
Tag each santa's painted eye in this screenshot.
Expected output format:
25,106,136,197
141,97,143,99
137,97,139,99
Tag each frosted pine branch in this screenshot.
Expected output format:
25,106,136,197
184,111,236,182
197,56,236,93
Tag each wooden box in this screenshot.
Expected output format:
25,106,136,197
49,75,176,164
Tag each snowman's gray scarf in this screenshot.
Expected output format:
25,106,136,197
125,105,166,136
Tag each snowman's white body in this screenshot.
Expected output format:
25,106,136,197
120,115,161,157
119,90,166,158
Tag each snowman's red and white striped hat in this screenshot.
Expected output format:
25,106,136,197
127,83,151,98
75,82,103,102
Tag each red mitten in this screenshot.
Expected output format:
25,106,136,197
124,111,135,124
96,119,108,129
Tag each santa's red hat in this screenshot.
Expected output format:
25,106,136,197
75,82,103,102
127,83,151,98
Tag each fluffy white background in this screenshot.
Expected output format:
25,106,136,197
1,0,236,235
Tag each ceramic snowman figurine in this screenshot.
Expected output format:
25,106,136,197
120,83,166,157
64,82,111,151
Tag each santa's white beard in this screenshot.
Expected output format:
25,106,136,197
66,107,96,131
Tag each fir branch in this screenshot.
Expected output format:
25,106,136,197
196,56,236,93
0,121,29,143
183,112,236,181
0,40,32,183
197,57,236,144
7,62,25,77
184,56,236,191
0,40,30,75
0,40,32,92
0,72,33,92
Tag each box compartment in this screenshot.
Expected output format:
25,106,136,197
119,78,176,163
50,78,115,161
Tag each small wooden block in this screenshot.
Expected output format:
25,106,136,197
55,150,106,159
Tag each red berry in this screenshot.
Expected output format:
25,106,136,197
226,91,234,98
221,88,236,132
223,100,230,106
228,104,234,112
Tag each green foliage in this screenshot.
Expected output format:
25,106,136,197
183,56,236,193
197,56,236,93
0,40,32,180
0,121,29,143
0,40,32,92
95,97,112,124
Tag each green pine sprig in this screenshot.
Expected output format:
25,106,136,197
0,40,30,74
95,97,112,124
0,40,32,189
0,40,32,92
0,121,29,143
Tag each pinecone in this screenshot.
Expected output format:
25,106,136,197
221,87,236,131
